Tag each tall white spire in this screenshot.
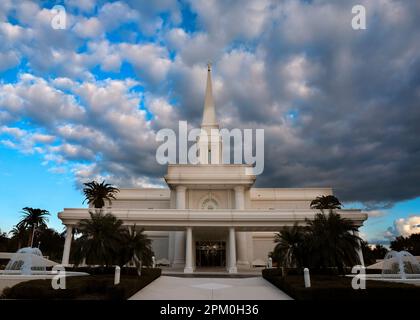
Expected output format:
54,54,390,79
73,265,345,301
201,62,218,129
198,63,222,164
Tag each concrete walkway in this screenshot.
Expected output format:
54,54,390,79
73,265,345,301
129,276,292,300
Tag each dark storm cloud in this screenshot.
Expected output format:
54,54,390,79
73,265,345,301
203,0,420,206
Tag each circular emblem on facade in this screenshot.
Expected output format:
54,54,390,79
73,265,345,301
201,198,218,210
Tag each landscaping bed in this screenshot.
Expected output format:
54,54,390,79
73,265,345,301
1,268,161,300
262,268,420,300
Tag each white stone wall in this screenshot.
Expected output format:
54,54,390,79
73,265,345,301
107,186,333,268
146,231,170,260
110,188,171,209
247,187,333,210
251,232,277,265
111,200,171,209
187,189,234,209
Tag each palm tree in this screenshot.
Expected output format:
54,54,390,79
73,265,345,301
305,211,361,273
372,244,389,259
37,228,65,261
17,207,49,247
391,233,420,255
74,213,153,268
0,229,9,252
82,180,119,209
9,224,28,250
273,224,307,268
73,212,124,266
310,195,342,212
119,227,153,270
272,196,361,273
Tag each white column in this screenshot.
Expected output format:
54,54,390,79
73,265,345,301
234,186,245,209
246,232,254,267
62,225,73,265
226,234,230,272
234,186,249,268
184,227,194,273
176,185,187,209
354,230,365,266
168,231,175,265
173,186,187,267
173,232,186,267
228,227,237,273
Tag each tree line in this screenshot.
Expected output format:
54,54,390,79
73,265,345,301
2,183,418,269
272,195,419,270
0,181,153,268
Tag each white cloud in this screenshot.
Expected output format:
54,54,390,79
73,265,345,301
166,31,221,66
0,126,26,138
51,77,77,90
0,74,85,126
0,0,420,204
1,139,17,149
86,40,122,72
394,215,420,237
49,143,95,161
0,73,161,187
280,54,320,99
73,17,103,39
119,43,172,84
364,210,386,218
275,1,351,45
15,1,40,26
48,166,67,174
0,22,25,42
32,133,55,144
0,0,13,21
0,126,54,154
166,28,188,49
98,1,139,31
147,95,177,128
125,0,181,35
188,0,272,42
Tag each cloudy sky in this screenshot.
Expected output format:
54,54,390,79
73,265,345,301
0,0,419,244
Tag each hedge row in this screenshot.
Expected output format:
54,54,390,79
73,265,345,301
262,268,420,300
262,267,383,277
1,268,161,300
65,266,153,276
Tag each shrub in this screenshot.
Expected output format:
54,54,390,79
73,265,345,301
262,268,420,300
264,267,353,276
65,266,160,276
1,268,161,300
262,268,283,278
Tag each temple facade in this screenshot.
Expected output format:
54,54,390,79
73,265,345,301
58,66,367,273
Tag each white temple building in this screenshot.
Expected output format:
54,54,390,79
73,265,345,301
58,65,367,273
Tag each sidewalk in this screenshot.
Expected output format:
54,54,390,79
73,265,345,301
129,276,292,300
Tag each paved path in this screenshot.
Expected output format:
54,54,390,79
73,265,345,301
129,276,292,300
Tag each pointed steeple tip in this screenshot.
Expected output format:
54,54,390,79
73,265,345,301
202,62,218,128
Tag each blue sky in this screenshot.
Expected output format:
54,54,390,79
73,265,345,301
0,0,420,243
0,145,82,232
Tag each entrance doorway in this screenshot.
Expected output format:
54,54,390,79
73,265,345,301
196,241,226,267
